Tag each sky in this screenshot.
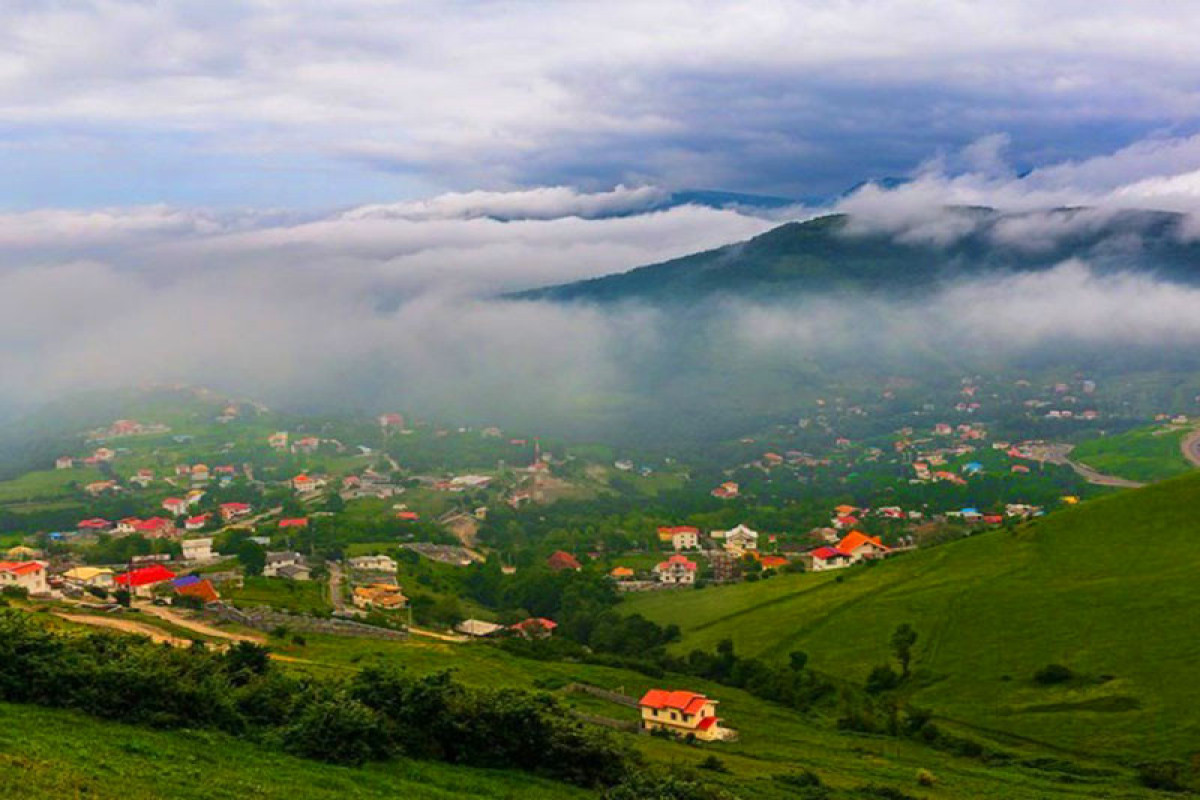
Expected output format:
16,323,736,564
3,1,1200,209
5,1,1200,430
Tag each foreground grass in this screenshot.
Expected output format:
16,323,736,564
0,703,589,800
623,471,1200,764
1072,425,1195,482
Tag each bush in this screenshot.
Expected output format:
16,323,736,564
915,768,937,786
698,755,729,773
284,695,381,765
1136,760,1190,792
865,664,901,694
1033,663,1074,685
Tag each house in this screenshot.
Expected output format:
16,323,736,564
804,547,853,571
184,514,211,531
181,537,215,562
191,464,210,482
219,502,252,522
759,555,790,570
833,514,859,529
84,480,118,496
295,436,320,454
638,690,731,741
653,554,697,585
263,551,304,578
117,517,141,534
291,474,324,493
55,456,75,470
396,510,421,521
835,531,890,562
170,575,220,605
133,517,176,538
609,566,635,580
512,617,557,638
62,566,115,589
456,619,504,637
268,431,289,449
657,525,700,550
162,497,188,516
77,518,114,533
0,561,49,595
348,554,397,573
279,517,309,529
710,481,739,499
352,583,407,611
379,413,405,429
115,565,177,598
276,564,312,581
715,524,759,555
547,551,582,571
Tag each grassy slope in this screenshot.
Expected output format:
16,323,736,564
224,576,334,615
623,472,1200,762
29,608,1157,799
1072,425,1196,483
0,703,588,800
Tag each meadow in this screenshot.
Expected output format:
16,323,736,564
623,471,1200,764
1072,425,1196,482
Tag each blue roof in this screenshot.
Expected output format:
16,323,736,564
171,575,201,589
961,507,979,514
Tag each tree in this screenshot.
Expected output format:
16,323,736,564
237,540,267,577
789,650,808,672
891,623,918,678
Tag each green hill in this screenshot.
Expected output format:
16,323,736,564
0,702,589,800
623,472,1200,763
514,208,1200,304
1071,424,1197,483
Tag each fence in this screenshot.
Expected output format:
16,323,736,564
210,604,408,640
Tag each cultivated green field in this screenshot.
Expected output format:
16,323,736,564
624,472,1200,764
224,576,333,615
1072,425,1196,483
0,703,590,800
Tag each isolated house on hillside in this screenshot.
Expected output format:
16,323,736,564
638,690,732,741
657,526,700,550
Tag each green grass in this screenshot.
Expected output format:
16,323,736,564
623,471,1200,763
0,703,590,800
224,576,333,615
1072,425,1196,483
0,467,104,504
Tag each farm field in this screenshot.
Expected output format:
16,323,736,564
1072,425,1196,483
623,471,1200,763
223,576,333,615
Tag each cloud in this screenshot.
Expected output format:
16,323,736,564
3,2,1200,202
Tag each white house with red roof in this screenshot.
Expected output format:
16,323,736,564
657,526,700,550
511,617,557,638
133,517,176,538
115,565,177,598
835,531,890,563
291,474,324,493
653,554,698,585
184,513,211,531
804,546,853,571
713,524,759,555
0,561,49,595
219,502,252,522
638,689,732,741
162,497,188,516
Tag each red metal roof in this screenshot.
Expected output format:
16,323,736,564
115,565,177,587
638,689,712,715
810,546,844,560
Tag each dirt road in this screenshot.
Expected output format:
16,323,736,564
327,560,347,612
1183,430,1200,468
53,612,193,648
138,604,265,643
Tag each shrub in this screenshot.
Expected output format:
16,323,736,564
916,768,937,786
698,755,729,773
866,664,901,694
1135,760,1190,792
284,695,381,765
1033,664,1074,685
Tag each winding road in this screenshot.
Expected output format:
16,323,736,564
1183,429,1200,468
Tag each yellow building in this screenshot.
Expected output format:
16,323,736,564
352,583,407,611
638,689,732,741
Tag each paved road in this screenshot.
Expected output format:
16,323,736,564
1038,443,1146,488
1183,430,1200,468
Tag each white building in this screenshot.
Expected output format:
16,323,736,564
714,524,759,555
653,554,697,585
181,538,215,562
0,561,49,595
348,554,398,573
